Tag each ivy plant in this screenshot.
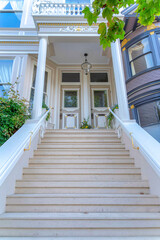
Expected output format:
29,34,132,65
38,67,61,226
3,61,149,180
82,0,160,49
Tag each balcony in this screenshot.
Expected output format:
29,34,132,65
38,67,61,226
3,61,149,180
32,0,92,16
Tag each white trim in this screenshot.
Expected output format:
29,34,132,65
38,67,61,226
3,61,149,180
92,88,109,110
62,113,79,129
62,88,80,111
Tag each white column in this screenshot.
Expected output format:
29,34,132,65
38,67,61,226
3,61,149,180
83,73,91,123
32,37,48,119
111,39,130,121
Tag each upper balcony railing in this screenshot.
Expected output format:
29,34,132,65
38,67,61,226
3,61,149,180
32,0,93,16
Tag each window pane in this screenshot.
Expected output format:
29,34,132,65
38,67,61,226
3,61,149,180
131,53,154,76
44,72,48,93
94,90,108,108
0,59,13,97
0,1,24,10
0,12,22,28
138,101,160,127
29,88,35,110
90,73,108,83
62,73,80,83
64,91,78,108
128,38,150,61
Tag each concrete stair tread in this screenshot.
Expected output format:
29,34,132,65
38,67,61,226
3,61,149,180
7,193,156,198
0,237,160,240
15,181,149,187
1,212,160,219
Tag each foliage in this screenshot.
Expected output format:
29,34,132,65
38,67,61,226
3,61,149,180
80,118,92,129
82,0,160,49
0,83,29,146
107,104,118,128
42,101,50,121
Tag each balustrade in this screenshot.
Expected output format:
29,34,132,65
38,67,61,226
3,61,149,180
32,0,93,16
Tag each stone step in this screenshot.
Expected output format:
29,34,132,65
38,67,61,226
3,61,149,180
14,181,149,194
23,168,141,174
0,237,160,240
41,139,122,143
37,144,126,150
45,129,116,133
6,193,160,213
29,158,135,164
43,135,118,139
30,156,134,160
15,181,148,188
34,149,130,157
29,163,134,168
23,173,141,181
6,205,159,213
1,213,160,237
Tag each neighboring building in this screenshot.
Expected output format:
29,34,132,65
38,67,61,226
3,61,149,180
122,5,160,142
0,0,159,141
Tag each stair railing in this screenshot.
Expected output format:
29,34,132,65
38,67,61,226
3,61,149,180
0,110,50,184
107,107,160,177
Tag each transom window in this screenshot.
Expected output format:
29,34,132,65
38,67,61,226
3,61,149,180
0,0,24,28
90,73,108,83
64,90,78,108
62,73,80,83
93,90,108,108
128,38,154,76
0,59,13,97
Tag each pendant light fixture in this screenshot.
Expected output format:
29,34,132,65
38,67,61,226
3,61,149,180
81,53,92,75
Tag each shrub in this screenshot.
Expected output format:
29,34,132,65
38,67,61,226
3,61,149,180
107,104,118,128
0,84,29,146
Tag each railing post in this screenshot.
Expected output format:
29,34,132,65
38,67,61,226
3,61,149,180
111,39,130,122
32,37,48,119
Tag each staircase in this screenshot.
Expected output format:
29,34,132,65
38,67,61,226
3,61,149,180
1,129,160,238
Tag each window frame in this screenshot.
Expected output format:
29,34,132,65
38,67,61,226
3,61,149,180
62,88,80,111
0,58,14,98
128,37,154,77
92,88,109,110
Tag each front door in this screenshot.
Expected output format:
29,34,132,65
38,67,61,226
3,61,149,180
91,88,109,129
61,87,80,129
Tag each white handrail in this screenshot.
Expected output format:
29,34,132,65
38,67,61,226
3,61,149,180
107,107,160,176
0,110,50,184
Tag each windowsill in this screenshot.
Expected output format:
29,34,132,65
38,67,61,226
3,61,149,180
126,65,160,83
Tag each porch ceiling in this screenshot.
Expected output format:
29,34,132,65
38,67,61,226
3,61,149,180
48,36,111,65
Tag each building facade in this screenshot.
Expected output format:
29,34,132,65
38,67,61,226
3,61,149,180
0,0,159,141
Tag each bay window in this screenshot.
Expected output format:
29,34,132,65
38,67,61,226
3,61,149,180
128,38,154,76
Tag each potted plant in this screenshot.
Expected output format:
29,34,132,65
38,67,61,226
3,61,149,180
80,118,92,129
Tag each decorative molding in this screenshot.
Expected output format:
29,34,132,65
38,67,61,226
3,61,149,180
59,26,97,33
37,22,99,28
121,38,131,48
0,41,38,45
